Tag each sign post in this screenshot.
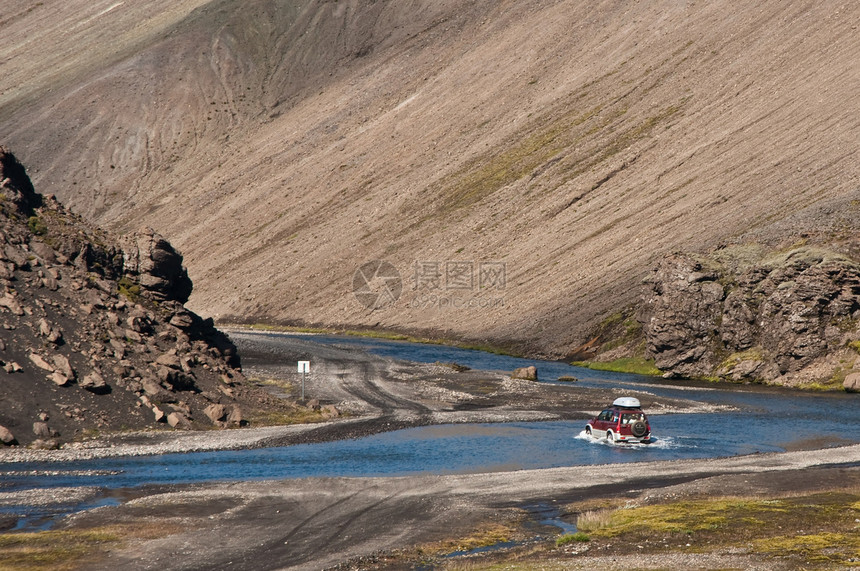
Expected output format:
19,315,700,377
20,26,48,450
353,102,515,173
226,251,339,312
297,361,310,401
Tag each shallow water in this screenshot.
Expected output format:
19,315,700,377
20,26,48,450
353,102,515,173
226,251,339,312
1,334,858,528
1,380,856,491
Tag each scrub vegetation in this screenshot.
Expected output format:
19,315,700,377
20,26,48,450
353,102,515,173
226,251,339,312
437,488,860,570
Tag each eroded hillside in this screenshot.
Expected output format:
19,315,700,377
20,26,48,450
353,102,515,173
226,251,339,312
2,0,859,358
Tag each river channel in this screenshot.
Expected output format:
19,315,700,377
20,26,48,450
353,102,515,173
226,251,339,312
1,334,858,529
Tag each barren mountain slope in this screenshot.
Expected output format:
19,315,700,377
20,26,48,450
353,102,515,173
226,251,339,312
2,0,858,356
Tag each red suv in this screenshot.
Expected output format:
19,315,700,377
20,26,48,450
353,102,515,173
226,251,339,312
586,397,652,443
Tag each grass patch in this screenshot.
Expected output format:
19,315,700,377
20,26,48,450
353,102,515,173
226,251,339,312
423,522,517,557
755,532,859,564
117,275,141,302
573,491,860,566
849,340,860,356
718,347,765,371
572,357,661,376
438,105,603,213
555,532,589,547
0,523,177,570
805,380,848,392
27,215,47,236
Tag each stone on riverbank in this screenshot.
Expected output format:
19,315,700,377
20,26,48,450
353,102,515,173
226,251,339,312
511,366,538,381
0,425,16,445
844,372,860,393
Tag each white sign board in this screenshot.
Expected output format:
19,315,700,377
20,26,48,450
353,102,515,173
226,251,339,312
298,361,310,373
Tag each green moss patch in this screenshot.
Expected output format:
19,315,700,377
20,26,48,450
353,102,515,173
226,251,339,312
576,492,860,567
0,523,177,570
572,357,661,376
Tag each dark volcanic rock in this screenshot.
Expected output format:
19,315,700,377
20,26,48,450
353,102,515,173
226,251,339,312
0,147,286,447
640,254,725,377
0,147,41,216
640,247,860,384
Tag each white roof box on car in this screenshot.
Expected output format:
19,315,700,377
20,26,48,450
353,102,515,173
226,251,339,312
612,397,641,408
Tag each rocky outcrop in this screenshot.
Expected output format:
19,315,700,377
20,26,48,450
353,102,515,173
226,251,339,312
0,147,41,217
121,227,193,303
0,147,288,447
640,247,860,386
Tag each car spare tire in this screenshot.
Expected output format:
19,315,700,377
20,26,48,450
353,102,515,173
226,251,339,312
631,420,647,438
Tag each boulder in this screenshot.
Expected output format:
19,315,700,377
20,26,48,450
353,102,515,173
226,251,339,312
32,421,55,438
844,372,860,393
511,366,538,381
29,241,55,264
80,371,109,394
141,378,170,400
203,403,227,423
29,353,54,372
0,147,41,216
4,245,29,269
0,294,24,316
226,406,244,427
0,425,16,445
49,372,70,386
3,361,22,373
322,404,340,417
155,352,182,369
169,311,195,329
123,329,143,344
52,354,75,381
167,411,191,428
30,439,60,450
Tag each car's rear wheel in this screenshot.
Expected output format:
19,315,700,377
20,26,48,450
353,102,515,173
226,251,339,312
631,420,647,438
606,430,615,442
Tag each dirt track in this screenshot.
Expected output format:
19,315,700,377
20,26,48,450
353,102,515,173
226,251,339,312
59,444,860,570
2,333,857,570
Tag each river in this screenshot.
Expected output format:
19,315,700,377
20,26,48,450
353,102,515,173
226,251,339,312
1,334,858,529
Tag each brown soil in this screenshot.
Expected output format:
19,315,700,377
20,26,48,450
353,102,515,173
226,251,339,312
2,0,858,356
